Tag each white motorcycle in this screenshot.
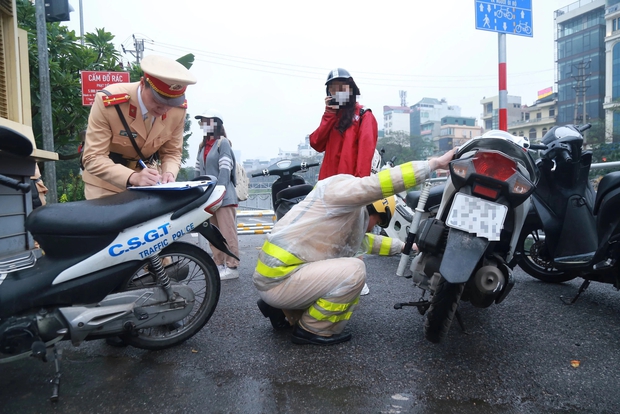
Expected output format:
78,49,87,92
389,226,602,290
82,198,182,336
0,125,237,400
393,131,538,343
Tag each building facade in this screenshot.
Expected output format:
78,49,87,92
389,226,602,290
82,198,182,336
409,97,461,137
508,93,559,143
383,105,412,136
480,95,523,131
604,0,620,141
555,0,606,128
435,116,483,151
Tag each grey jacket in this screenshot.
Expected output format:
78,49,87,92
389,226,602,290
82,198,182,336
195,137,238,206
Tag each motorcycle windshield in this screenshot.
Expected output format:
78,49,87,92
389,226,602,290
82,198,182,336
457,136,538,182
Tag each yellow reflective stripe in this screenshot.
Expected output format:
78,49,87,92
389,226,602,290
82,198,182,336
365,234,375,254
262,241,304,266
316,297,359,312
402,162,417,189
377,169,394,197
255,259,299,278
256,241,304,278
379,237,391,255
308,307,354,323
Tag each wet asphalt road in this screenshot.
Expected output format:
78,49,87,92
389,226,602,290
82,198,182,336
2,233,620,413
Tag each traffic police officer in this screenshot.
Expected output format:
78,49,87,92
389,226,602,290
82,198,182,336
82,55,197,199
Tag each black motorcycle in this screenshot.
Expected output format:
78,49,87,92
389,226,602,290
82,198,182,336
251,159,319,220
515,124,620,302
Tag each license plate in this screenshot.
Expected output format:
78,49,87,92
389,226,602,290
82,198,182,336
446,193,507,241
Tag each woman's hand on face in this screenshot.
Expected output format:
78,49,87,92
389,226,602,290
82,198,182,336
324,96,339,110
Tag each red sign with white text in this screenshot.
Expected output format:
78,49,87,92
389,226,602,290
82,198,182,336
81,71,130,106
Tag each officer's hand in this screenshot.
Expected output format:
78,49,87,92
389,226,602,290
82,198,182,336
128,168,161,187
161,172,175,184
429,148,456,171
324,96,339,110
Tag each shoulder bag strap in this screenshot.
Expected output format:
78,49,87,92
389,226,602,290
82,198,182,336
101,89,147,162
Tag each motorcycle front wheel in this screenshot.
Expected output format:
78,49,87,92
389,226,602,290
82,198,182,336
424,276,464,343
516,222,577,283
120,242,221,350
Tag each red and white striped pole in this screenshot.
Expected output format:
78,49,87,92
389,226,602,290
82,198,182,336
498,33,507,131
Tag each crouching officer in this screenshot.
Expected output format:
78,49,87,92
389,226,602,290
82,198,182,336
82,55,197,200
254,150,455,345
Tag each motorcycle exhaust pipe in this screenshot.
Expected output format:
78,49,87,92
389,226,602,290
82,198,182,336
466,265,505,308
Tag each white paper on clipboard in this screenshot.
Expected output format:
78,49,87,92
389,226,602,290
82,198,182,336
128,180,214,191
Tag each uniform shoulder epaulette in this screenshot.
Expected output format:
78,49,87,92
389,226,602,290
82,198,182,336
102,93,131,107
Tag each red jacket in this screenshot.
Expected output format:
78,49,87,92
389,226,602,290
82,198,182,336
310,103,378,180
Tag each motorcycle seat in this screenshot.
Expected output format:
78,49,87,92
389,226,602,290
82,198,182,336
275,184,314,202
26,185,214,237
405,184,445,211
594,171,620,214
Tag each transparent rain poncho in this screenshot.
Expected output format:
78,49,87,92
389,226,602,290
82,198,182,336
253,161,432,291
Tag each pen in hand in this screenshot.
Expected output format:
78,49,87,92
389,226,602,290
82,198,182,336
138,159,161,185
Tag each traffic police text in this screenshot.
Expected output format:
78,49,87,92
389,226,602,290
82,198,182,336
108,222,195,258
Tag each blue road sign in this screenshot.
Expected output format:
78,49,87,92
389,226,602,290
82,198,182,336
475,0,533,38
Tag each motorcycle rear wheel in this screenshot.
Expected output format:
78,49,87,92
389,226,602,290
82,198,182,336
516,222,577,283
120,242,221,350
424,276,464,343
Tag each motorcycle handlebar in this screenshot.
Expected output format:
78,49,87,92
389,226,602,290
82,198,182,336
251,161,320,178
528,144,547,151
0,174,31,193
577,123,592,133
559,149,572,163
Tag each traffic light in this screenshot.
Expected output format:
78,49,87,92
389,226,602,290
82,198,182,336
45,0,71,23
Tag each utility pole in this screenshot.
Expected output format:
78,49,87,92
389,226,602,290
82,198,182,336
399,90,407,107
35,0,57,204
571,60,591,126
121,35,145,65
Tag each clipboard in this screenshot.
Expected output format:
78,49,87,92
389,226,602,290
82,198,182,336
128,180,215,191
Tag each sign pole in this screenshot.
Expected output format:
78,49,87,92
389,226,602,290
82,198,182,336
498,33,507,131
35,0,57,203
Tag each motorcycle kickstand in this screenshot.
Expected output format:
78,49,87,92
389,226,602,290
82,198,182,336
560,280,590,305
49,345,63,402
454,310,468,334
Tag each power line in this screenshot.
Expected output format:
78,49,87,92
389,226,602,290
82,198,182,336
150,40,553,82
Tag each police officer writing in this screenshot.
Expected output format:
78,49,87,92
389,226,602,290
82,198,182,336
81,55,197,199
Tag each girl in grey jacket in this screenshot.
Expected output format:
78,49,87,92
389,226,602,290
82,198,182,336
195,111,240,279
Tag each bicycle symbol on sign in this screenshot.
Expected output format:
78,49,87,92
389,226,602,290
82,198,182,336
494,7,514,20
515,21,532,35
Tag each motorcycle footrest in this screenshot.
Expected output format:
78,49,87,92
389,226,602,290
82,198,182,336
393,300,429,310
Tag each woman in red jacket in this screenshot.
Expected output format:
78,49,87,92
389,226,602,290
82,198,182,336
310,68,379,296
310,68,378,180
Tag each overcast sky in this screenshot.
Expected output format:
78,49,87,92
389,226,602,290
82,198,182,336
64,0,578,162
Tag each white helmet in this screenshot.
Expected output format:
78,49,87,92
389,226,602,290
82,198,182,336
195,109,224,124
371,149,382,174
479,130,529,149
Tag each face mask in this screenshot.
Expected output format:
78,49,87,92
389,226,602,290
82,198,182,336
335,91,350,105
202,124,215,135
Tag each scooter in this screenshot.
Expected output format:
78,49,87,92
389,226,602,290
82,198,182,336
514,124,620,303
251,159,319,220
394,130,538,343
0,125,237,401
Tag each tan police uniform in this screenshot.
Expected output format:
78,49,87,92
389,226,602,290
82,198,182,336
82,55,197,199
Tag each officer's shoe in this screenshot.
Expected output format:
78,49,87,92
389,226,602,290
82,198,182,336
257,299,291,330
291,325,352,345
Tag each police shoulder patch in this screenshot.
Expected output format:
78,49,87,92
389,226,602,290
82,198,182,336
102,93,130,107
